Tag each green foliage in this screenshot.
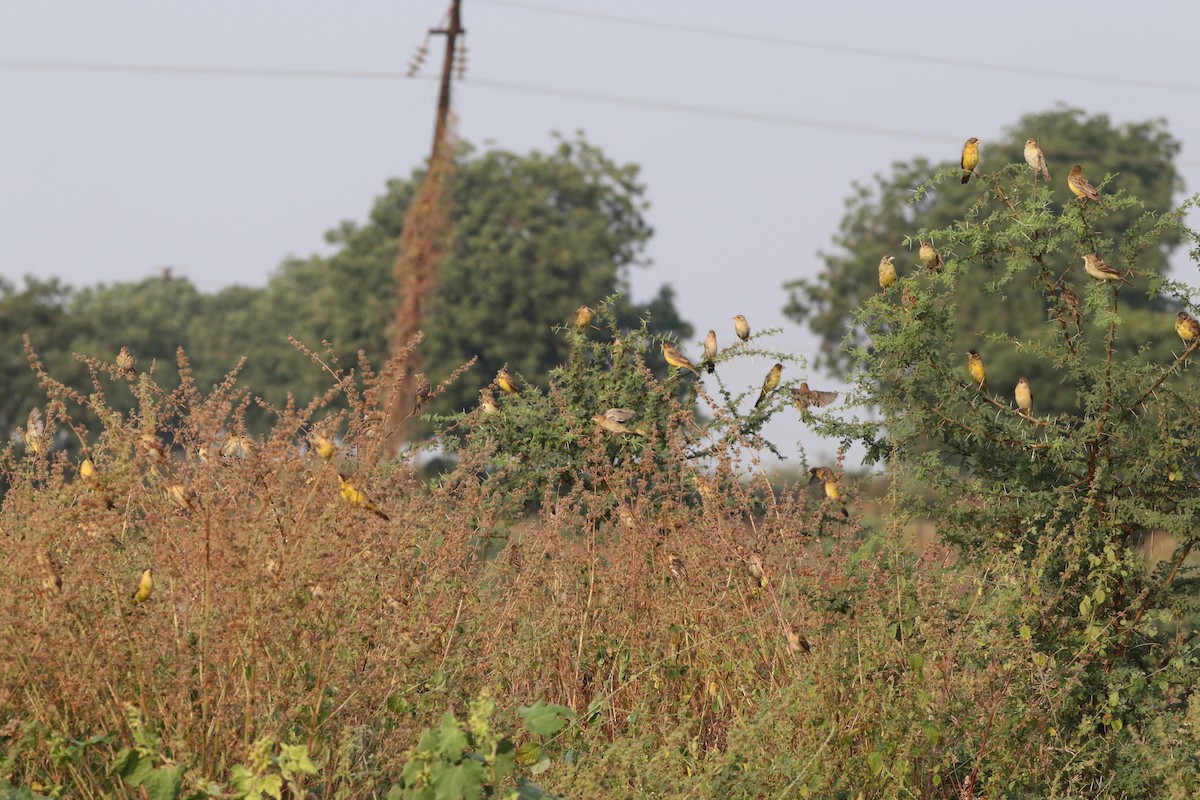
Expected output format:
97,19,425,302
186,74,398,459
389,691,561,800
787,106,1185,382
229,737,318,800
819,136,1200,793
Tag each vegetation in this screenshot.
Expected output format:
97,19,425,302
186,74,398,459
2,108,1200,798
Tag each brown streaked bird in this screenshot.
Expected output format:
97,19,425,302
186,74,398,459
604,408,635,424
1067,165,1111,210
809,467,848,518
702,330,718,373
478,388,499,415
754,363,783,408
960,137,980,184
414,372,431,410
116,346,136,374
573,305,594,330
1023,139,1051,181
1082,253,1131,285
966,350,988,392
1061,287,1082,329
791,382,839,410
1176,311,1200,346
661,341,700,375
918,241,942,273
593,414,637,435
337,474,390,521
166,483,199,513
786,628,811,656
496,368,521,395
746,551,767,589
733,314,751,342
1015,377,1033,418
24,408,46,455
878,255,897,289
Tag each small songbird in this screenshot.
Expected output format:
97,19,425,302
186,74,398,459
80,457,98,483
661,342,700,375
593,413,638,435
786,628,811,656
879,255,897,289
24,408,46,455
961,137,980,184
809,466,848,518
1023,139,1051,181
496,368,521,395
733,314,751,342
1176,311,1200,345
166,483,198,513
1082,253,1131,285
746,551,767,589
1068,165,1111,210
604,408,636,423
703,330,718,373
337,474,390,520
755,363,783,408
220,435,252,459
312,433,337,462
1015,376,1033,418
918,241,942,273
1061,287,1082,329
413,372,431,410
132,568,154,606
967,350,988,392
791,382,839,410
573,305,594,330
478,388,499,415
117,346,136,375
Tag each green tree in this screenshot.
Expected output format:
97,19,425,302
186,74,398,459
787,107,1185,416
260,134,690,423
0,277,79,434
825,143,1200,793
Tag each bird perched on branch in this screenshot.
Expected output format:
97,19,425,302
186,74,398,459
960,138,980,184
496,368,521,395
132,568,154,607
661,342,699,375
1068,165,1111,210
1082,253,1131,285
733,314,750,342
1015,377,1033,418
337,474,389,520
1176,311,1200,347
878,255,897,290
918,241,942,273
967,350,988,392
809,467,848,518
702,330,718,373
573,305,593,330
755,363,783,408
1023,139,1051,181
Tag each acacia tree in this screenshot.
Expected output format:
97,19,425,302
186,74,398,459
787,107,1185,418
816,141,1200,794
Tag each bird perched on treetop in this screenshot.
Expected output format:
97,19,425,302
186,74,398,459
702,330,718,373
1015,377,1033,418
496,368,521,395
1023,139,1051,181
1176,311,1200,346
733,314,750,342
918,241,942,273
809,467,848,518
755,363,783,408
967,350,988,392
573,305,593,330
117,346,136,375
1082,253,1131,285
878,255,897,289
661,341,700,375
961,138,980,184
1068,165,1111,210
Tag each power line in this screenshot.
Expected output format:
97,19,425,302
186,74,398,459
2,59,1197,168
472,0,1200,96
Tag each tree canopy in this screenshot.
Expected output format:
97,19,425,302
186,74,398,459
786,107,1186,417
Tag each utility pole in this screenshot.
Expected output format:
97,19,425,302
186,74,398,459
430,0,463,159
384,0,464,454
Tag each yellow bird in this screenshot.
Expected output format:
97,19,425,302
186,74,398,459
960,137,980,184
1068,165,1110,210
967,350,988,392
132,568,154,606
496,368,521,395
878,255,897,289
703,330,718,373
166,483,198,513
733,314,750,342
116,346,136,375
918,241,942,273
791,382,839,410
337,474,389,521
661,342,700,375
755,363,783,408
1023,138,1051,181
573,305,594,330
80,458,98,483
1176,311,1200,345
312,434,337,462
1015,376,1033,418
1082,253,1131,285
809,467,848,518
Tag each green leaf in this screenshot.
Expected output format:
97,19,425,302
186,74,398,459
515,741,541,767
867,751,883,777
430,760,486,800
141,764,185,800
437,713,468,761
518,702,578,736
921,722,941,748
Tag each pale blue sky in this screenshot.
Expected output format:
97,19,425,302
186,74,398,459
2,1,1198,468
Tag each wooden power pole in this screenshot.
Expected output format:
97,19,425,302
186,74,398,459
384,0,464,454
